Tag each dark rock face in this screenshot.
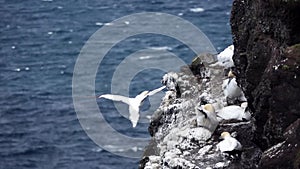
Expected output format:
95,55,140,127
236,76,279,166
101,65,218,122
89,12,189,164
231,0,300,168
259,119,300,169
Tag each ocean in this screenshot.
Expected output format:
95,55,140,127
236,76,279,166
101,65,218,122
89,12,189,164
0,0,232,168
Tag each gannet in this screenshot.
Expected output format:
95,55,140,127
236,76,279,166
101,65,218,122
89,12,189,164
99,86,166,128
215,45,234,68
216,132,242,153
196,104,219,132
222,71,247,102
217,102,251,121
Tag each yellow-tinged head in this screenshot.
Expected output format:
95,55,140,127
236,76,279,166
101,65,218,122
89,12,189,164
220,132,231,139
203,104,215,113
228,70,235,78
140,91,149,96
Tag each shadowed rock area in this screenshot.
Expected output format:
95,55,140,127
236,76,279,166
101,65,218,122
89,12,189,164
231,0,300,168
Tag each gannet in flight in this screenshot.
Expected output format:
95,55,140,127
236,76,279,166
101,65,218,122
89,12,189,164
222,71,247,103
217,102,251,121
99,86,166,128
196,104,219,132
216,132,242,153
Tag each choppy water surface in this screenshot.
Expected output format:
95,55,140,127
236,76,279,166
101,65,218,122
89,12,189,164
0,0,232,168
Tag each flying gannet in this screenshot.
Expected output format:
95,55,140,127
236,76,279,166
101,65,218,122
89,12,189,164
99,86,166,128
217,102,251,121
216,132,242,153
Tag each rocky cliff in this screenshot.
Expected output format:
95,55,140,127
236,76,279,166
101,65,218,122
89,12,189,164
231,0,300,168
139,54,261,168
140,0,300,168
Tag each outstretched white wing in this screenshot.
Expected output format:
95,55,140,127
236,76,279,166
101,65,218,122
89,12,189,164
134,86,165,103
99,94,131,105
99,94,140,127
147,86,166,96
99,86,165,128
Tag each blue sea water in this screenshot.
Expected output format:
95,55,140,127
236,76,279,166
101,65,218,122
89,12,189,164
0,0,232,168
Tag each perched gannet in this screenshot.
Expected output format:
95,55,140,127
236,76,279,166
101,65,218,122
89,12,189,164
222,71,247,102
216,45,234,68
99,86,166,128
217,102,251,121
196,104,219,132
216,132,242,153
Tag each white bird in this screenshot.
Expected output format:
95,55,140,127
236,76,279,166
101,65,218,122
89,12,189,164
216,45,234,68
217,102,251,121
216,132,242,153
196,104,219,132
99,86,166,128
222,71,247,102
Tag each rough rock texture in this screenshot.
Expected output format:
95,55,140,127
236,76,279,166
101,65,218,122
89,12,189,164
139,54,261,169
140,0,300,168
231,0,300,168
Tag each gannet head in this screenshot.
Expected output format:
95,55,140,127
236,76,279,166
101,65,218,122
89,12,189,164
198,104,215,118
220,132,231,139
228,70,235,78
203,104,215,113
140,91,149,96
135,90,150,101
241,102,248,109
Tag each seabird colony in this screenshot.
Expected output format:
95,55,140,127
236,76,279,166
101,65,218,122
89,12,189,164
198,45,251,155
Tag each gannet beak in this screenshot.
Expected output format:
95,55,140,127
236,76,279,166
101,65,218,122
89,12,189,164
228,71,235,78
143,91,149,96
